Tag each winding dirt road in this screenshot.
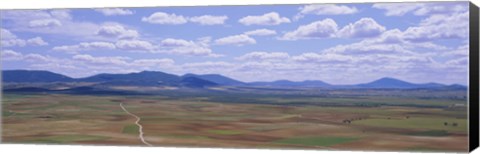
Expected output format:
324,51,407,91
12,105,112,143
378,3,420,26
120,103,153,146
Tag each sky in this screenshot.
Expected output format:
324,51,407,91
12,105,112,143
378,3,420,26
0,2,470,85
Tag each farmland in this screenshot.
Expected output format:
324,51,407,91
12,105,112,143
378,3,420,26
1,87,468,152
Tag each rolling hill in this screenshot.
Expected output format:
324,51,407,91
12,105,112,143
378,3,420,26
1,70,466,89
2,70,74,83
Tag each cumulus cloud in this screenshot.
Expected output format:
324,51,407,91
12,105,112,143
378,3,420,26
281,18,338,40
373,2,467,16
53,42,116,53
1,49,50,62
96,23,139,39
214,34,256,46
131,58,175,67
27,37,49,46
24,53,49,62
244,29,277,36
28,19,62,28
402,12,468,42
236,52,290,61
94,8,134,16
238,12,291,26
1,28,49,47
182,61,234,71
141,12,188,25
281,18,388,40
1,28,17,39
189,15,228,25
337,18,386,38
1,50,24,60
292,52,353,63
2,10,101,38
298,4,358,15
73,54,130,65
1,38,26,47
115,40,155,51
156,38,221,57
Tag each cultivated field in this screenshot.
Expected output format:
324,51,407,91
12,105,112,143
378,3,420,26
1,89,468,152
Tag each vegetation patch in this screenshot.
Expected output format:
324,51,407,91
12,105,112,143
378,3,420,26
207,130,243,135
2,110,15,117
122,124,139,135
273,136,358,147
25,134,108,144
408,130,449,137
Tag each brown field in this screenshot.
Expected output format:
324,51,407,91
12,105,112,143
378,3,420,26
1,93,468,152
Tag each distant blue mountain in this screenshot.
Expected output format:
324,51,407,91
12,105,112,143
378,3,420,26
2,70,74,83
180,76,218,88
182,73,245,86
78,71,181,86
355,77,460,89
249,80,331,87
1,70,467,89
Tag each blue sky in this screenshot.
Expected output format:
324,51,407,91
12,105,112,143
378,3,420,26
0,2,470,84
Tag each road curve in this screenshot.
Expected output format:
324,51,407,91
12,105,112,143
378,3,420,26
119,103,153,146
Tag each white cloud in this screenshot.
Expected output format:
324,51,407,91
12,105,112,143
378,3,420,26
2,10,101,38
299,4,358,15
26,37,48,46
157,38,221,57
73,54,130,65
325,42,411,55
96,23,139,39
236,52,290,61
182,61,234,70
1,28,26,47
160,38,195,47
1,38,26,47
238,12,291,26
131,59,175,67
1,28,48,47
281,18,338,40
49,10,71,20
292,52,353,63
244,29,277,36
402,12,468,41
214,34,256,46
337,18,386,38
189,15,228,25
282,18,387,40
1,50,23,61
24,54,49,62
28,19,62,28
1,50,50,62
72,54,175,69
1,28,18,39
115,40,155,51
141,12,188,25
53,42,116,53
373,2,467,16
95,8,134,16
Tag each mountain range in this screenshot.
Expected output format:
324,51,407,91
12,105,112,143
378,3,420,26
1,70,467,89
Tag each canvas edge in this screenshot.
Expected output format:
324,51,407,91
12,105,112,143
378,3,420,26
469,1,480,152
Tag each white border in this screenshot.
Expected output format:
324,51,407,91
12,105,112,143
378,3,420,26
0,0,478,154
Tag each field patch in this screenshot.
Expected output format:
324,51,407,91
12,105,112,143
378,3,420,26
207,130,243,135
273,136,358,147
24,134,108,144
408,130,450,137
122,124,139,135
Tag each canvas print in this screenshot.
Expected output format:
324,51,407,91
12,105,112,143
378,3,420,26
0,1,472,152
